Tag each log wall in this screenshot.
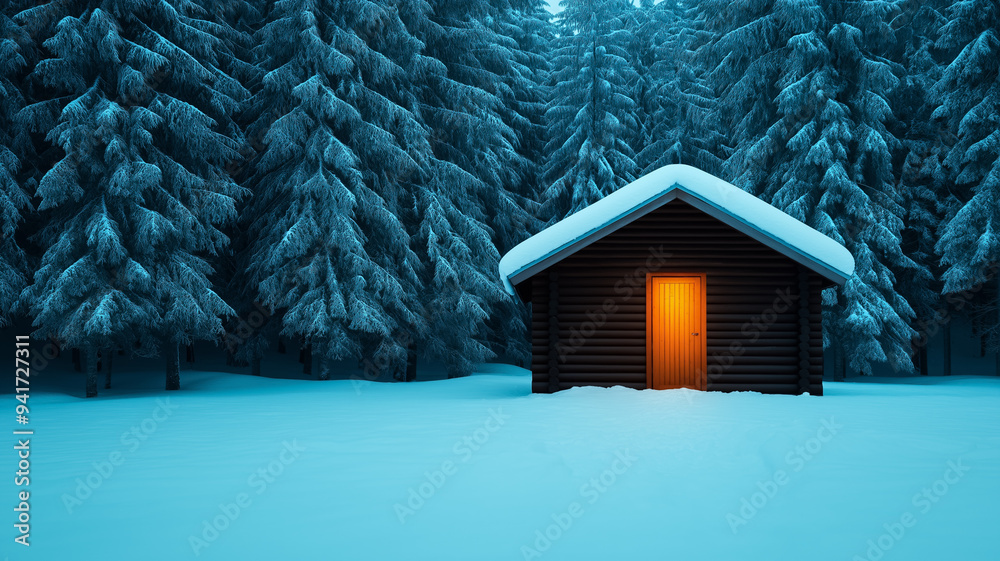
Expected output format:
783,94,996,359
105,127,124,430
526,199,826,395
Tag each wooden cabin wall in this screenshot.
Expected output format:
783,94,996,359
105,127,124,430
528,199,825,395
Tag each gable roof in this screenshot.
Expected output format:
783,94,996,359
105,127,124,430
499,164,855,295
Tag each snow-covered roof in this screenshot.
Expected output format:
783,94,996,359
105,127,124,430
499,164,855,295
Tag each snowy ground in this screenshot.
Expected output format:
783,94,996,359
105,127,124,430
5,365,999,561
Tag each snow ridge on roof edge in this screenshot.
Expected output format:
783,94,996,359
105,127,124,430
499,164,856,295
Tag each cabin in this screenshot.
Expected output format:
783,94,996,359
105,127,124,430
499,165,855,395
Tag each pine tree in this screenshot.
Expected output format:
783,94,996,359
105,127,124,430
933,0,1000,289
17,0,248,395
541,0,640,223
636,0,721,174
933,0,1000,351
0,7,33,327
406,0,537,247
481,0,554,365
627,0,659,170
490,0,552,251
816,3,919,374
504,0,554,213
243,0,428,381
695,0,824,194
412,175,505,377
214,0,266,372
402,0,542,376
695,0,920,374
890,0,948,371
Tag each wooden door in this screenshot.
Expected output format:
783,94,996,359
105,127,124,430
647,274,706,390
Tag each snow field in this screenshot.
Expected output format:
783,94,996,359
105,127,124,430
5,366,999,561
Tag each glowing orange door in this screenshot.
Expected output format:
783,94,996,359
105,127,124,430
647,275,706,390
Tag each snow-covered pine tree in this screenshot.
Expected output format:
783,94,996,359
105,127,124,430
815,2,918,374
243,0,428,381
889,0,948,372
490,0,552,252
411,174,505,377
407,0,538,248
211,0,266,372
16,1,248,395
723,2,861,375
400,0,540,376
933,0,1000,351
695,0,920,374
627,0,659,171
636,0,722,174
694,0,820,195
541,0,640,223
0,7,34,327
504,0,554,212
480,0,554,365
749,2,830,214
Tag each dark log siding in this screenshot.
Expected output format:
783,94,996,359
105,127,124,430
527,199,826,395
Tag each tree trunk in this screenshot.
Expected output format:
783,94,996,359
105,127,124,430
976,312,986,356
165,340,180,390
186,344,195,363
85,346,98,398
831,344,842,382
302,344,312,376
105,350,113,389
918,336,928,376
277,339,286,354
251,356,261,377
73,347,82,372
943,322,952,376
405,340,417,382
317,354,330,381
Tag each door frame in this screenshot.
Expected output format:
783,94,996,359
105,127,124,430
645,272,708,391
